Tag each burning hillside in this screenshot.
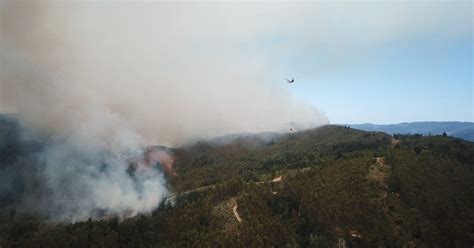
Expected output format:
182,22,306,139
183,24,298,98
0,0,328,223
129,146,177,177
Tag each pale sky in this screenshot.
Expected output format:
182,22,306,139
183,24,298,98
250,1,473,124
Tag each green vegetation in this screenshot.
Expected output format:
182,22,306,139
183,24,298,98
1,125,473,247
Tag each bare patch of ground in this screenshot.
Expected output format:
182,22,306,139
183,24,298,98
369,157,390,188
271,176,283,183
229,198,242,223
391,138,400,148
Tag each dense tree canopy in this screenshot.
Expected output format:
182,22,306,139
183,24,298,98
1,125,473,247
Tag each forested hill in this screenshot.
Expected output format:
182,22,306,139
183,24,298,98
349,121,474,142
1,124,473,247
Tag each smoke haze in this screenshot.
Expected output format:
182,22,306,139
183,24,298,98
0,1,330,221
0,1,329,145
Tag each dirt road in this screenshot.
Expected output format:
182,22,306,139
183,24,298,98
232,201,242,222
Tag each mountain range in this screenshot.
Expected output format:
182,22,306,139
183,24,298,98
348,121,474,142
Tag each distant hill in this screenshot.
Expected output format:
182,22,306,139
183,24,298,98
349,122,474,142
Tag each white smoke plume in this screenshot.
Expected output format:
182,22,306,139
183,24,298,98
0,1,328,221
0,1,328,144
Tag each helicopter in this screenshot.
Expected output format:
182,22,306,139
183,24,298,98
284,77,297,83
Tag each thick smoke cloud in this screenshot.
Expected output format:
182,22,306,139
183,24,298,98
0,1,329,145
0,1,328,221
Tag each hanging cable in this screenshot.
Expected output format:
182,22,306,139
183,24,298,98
284,77,296,132
290,83,293,132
